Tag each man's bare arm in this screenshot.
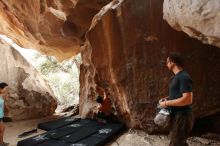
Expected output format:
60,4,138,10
160,92,193,107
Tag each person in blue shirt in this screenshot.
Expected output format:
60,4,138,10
0,82,9,146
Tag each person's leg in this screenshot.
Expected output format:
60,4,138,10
169,115,179,146
0,120,8,146
94,111,107,123
105,114,119,123
97,111,106,119
169,112,194,146
179,112,194,146
0,120,4,145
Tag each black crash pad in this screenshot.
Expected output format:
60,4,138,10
49,119,100,139
17,119,101,146
61,123,100,143
72,123,125,146
17,131,54,146
35,140,71,146
38,117,80,131
18,119,125,146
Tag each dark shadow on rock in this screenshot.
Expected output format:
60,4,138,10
192,112,220,141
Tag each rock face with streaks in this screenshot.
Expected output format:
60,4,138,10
79,0,220,131
0,40,57,121
0,0,220,131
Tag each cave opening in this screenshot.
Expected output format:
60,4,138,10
0,35,81,116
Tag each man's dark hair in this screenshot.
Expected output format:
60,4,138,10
96,96,104,103
168,53,184,67
0,82,8,89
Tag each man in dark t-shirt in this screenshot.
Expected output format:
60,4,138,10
159,53,194,146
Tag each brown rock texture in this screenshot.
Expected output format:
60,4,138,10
0,0,220,132
163,0,220,48
0,0,110,60
0,0,79,60
0,40,57,121
80,0,220,131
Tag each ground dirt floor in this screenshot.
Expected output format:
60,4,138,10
4,116,220,146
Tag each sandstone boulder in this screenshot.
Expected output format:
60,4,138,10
0,39,57,121
163,0,220,48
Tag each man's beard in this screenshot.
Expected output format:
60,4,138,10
168,65,174,71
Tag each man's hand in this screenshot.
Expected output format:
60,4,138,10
159,98,167,108
159,96,168,103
